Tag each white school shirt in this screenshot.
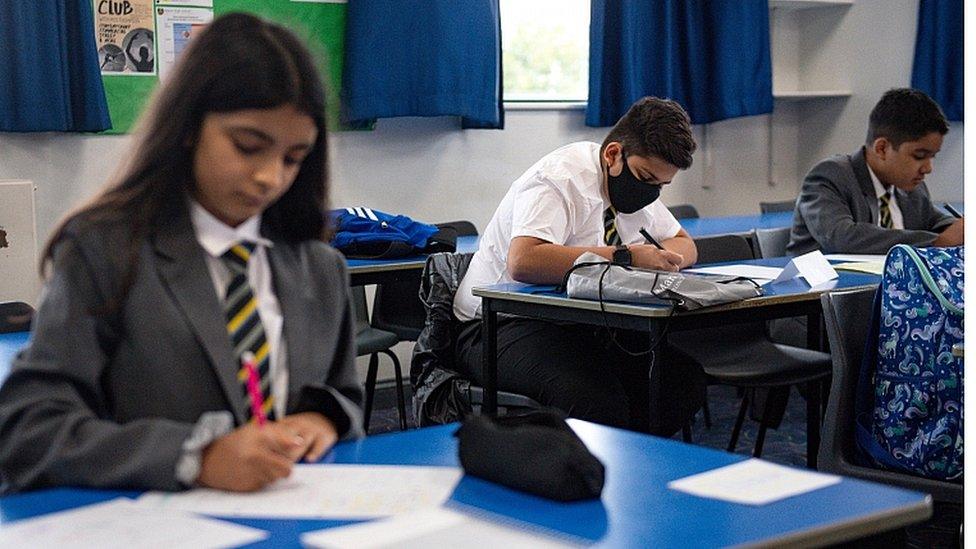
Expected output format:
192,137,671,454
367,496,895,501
190,201,288,419
867,164,904,229
454,141,683,322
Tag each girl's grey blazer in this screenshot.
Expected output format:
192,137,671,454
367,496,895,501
0,208,364,493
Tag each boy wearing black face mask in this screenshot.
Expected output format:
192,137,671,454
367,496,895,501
453,97,702,434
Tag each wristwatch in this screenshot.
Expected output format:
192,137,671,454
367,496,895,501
612,244,632,266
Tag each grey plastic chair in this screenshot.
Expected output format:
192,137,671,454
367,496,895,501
759,200,795,214
753,227,791,259
669,234,831,466
0,302,33,333
353,286,407,432
819,288,962,503
667,203,699,219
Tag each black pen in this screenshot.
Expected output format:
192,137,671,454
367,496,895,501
944,203,963,218
639,227,665,250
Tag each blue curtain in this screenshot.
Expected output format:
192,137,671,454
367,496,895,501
343,0,503,129
911,0,962,121
587,1,772,127
0,0,111,132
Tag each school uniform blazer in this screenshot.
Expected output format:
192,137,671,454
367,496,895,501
0,206,364,493
787,147,954,256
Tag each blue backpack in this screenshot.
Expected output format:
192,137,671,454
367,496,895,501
855,245,964,481
330,208,454,259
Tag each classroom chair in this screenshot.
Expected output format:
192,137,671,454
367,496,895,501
353,286,407,433
759,199,796,214
753,227,791,259
669,234,831,466
754,227,809,350
370,220,479,342
667,203,699,219
820,288,962,503
411,252,541,426
0,301,33,333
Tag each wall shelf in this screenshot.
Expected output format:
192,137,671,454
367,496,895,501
769,0,853,11
773,90,852,101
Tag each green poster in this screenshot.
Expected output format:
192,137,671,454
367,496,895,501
95,0,347,134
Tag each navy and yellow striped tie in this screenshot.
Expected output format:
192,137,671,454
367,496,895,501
603,206,622,246
222,242,275,422
879,193,893,229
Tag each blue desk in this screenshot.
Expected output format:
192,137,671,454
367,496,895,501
680,201,963,238
682,212,793,237
0,332,29,383
346,235,479,286
473,257,880,436
0,421,930,547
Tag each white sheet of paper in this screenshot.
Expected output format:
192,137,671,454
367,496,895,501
833,261,885,275
668,459,841,505
773,250,838,286
136,464,463,519
684,264,784,282
301,507,582,549
0,498,267,548
823,254,887,262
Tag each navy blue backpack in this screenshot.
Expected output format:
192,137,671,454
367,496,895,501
855,245,964,481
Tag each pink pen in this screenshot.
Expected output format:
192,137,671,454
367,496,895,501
242,351,267,426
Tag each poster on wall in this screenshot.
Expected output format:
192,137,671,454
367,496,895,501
93,0,157,75
155,6,214,81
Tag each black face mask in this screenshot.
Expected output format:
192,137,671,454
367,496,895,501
607,150,661,214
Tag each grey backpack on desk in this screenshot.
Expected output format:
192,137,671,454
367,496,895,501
566,252,763,310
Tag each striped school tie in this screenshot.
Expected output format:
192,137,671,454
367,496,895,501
878,193,893,229
221,242,275,422
603,206,622,246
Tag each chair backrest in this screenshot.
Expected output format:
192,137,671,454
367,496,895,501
371,220,479,341
759,199,795,214
753,227,791,258
0,302,34,334
667,203,699,219
693,233,755,264
820,288,962,503
350,286,371,334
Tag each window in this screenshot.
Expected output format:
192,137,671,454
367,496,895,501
501,0,590,102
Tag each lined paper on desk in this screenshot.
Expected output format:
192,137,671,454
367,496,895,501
136,464,463,519
668,459,840,505
0,498,268,548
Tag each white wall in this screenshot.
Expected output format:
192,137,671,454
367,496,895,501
0,0,963,380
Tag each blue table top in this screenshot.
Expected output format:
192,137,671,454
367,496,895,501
681,211,794,237
0,422,929,548
474,257,881,315
680,202,963,238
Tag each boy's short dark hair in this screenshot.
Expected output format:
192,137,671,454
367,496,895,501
867,88,949,148
601,97,696,169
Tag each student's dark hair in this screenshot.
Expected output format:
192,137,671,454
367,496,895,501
866,88,949,148
601,97,696,169
42,12,330,290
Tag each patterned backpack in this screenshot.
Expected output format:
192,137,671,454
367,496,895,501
855,245,964,481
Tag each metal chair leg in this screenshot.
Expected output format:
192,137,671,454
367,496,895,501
363,353,379,433
382,349,408,430
702,389,713,429
753,390,778,458
805,381,822,468
728,393,750,452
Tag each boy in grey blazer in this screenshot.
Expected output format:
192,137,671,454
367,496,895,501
788,89,963,255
